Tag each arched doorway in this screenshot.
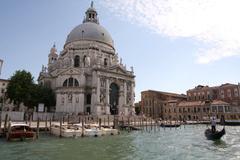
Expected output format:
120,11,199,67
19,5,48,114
109,83,119,115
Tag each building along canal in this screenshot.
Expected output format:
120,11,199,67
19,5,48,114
0,125,240,160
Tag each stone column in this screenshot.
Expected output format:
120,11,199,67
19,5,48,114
94,76,101,115
119,83,125,115
55,93,60,112
79,91,85,113
91,89,96,109
96,77,100,103
106,79,110,114
124,81,127,105
131,82,135,106
64,93,67,113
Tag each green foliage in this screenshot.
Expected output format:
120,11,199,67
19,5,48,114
6,70,34,106
135,106,141,115
6,70,55,110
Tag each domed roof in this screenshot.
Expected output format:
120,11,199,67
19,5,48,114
65,2,114,48
65,22,114,48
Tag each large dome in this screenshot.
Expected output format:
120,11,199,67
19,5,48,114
65,22,114,48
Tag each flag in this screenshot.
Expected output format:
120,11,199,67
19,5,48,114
0,59,3,76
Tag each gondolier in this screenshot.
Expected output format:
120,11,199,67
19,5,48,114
205,116,225,140
211,116,216,133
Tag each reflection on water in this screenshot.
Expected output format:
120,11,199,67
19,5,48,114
212,139,227,148
0,125,239,160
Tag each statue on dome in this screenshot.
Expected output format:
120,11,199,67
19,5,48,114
130,66,134,73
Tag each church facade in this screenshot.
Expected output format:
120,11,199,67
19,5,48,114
38,3,135,116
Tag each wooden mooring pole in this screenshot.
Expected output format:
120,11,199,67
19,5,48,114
128,117,130,132
81,118,84,137
150,118,153,131
45,116,48,133
99,118,101,129
36,118,40,139
0,112,2,131
49,117,52,134
60,117,62,138
103,117,106,127
29,115,32,127
67,114,70,124
4,114,8,133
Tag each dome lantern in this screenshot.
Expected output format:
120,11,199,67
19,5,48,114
83,1,99,24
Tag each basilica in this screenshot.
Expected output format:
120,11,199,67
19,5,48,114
38,2,135,116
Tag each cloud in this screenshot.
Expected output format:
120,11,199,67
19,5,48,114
100,0,240,64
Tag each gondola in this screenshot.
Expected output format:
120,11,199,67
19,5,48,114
160,123,181,128
204,128,225,140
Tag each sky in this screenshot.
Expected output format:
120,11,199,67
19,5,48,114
0,0,240,102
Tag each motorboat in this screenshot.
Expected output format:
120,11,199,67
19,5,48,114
6,123,36,141
101,127,119,135
50,124,82,138
160,121,181,128
83,124,103,137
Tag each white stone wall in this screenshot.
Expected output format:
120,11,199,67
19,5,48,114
40,37,135,116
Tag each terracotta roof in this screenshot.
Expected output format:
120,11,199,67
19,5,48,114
211,100,229,105
167,100,178,103
142,90,186,98
178,101,205,107
0,79,9,82
188,83,238,91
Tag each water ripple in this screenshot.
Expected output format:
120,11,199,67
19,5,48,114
0,125,240,160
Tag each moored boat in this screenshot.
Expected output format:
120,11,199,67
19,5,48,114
101,127,119,135
223,120,240,126
160,121,181,128
84,127,103,137
6,123,36,141
205,128,225,140
160,123,181,127
50,124,82,138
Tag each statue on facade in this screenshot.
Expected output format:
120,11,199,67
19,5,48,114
76,97,79,103
2,99,14,111
61,96,65,104
100,91,106,103
68,93,72,103
19,102,26,112
100,78,106,88
86,56,91,67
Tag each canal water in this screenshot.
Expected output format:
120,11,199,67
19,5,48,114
0,125,240,160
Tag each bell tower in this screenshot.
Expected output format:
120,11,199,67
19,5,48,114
48,44,58,66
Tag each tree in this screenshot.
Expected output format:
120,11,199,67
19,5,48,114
6,70,56,111
6,70,34,108
33,85,56,111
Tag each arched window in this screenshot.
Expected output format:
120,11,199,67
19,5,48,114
104,58,107,66
69,77,74,87
75,80,79,86
63,78,79,87
74,55,80,67
63,79,68,87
